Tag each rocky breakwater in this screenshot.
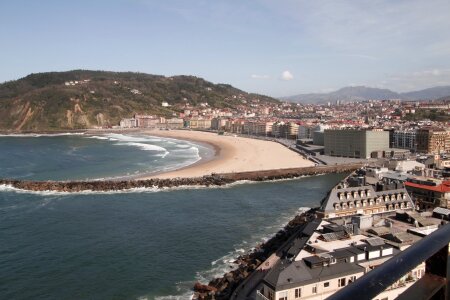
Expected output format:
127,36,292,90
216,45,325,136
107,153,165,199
0,175,235,193
0,163,363,193
193,208,319,299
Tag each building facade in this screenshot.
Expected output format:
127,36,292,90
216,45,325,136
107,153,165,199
324,129,389,159
392,130,417,151
405,178,450,209
416,128,449,154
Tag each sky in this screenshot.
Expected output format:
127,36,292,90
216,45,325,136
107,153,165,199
1,0,450,97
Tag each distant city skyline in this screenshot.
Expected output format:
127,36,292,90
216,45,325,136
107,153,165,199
1,0,450,97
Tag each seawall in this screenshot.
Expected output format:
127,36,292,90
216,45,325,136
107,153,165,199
0,164,363,193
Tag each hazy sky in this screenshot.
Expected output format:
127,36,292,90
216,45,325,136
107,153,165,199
1,0,450,97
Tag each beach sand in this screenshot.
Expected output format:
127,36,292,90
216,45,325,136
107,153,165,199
138,130,314,179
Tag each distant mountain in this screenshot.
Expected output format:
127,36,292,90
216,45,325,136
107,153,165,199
401,86,450,100
283,85,450,104
0,70,279,131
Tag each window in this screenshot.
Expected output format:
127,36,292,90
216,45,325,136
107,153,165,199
312,285,317,294
338,277,346,287
324,281,330,288
349,276,357,283
295,288,301,298
278,297,287,300
268,290,274,300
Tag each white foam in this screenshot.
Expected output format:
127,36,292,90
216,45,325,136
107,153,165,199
0,132,85,137
105,133,162,143
0,182,251,196
117,142,168,153
175,144,191,149
194,206,311,286
87,136,109,140
153,291,193,300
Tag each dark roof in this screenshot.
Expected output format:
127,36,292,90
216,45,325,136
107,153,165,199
331,249,355,260
344,246,365,255
356,244,390,252
303,219,321,236
264,259,365,291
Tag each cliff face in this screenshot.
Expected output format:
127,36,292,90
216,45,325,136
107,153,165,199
0,70,278,131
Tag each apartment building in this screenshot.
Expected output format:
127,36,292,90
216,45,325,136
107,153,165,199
416,127,450,154
392,129,417,151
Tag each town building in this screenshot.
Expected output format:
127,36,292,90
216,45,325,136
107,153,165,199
257,217,427,300
119,118,136,128
185,117,212,129
405,177,450,209
135,115,164,128
165,118,184,129
316,183,414,219
272,122,299,139
392,129,417,151
416,127,449,154
211,118,228,131
324,129,389,159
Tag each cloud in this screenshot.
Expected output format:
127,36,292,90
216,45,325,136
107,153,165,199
281,70,294,81
251,74,270,79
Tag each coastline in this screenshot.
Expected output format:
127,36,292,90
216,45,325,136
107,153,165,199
136,129,315,179
0,129,314,180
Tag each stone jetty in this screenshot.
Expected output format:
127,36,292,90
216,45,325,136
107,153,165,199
0,163,363,193
0,164,362,192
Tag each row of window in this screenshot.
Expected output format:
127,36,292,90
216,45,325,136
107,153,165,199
288,275,357,299
338,193,406,201
335,201,410,211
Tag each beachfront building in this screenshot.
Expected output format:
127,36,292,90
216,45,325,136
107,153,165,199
243,120,274,136
297,124,315,139
416,127,450,154
272,121,299,139
211,117,228,131
324,128,389,159
185,117,212,129
224,119,245,134
165,118,184,129
119,118,137,128
135,115,165,128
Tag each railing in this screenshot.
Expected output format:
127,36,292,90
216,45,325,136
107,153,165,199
328,222,450,300
256,290,271,300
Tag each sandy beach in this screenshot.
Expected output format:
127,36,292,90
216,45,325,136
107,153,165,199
138,130,314,179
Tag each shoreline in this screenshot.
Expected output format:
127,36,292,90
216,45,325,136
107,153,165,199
135,129,315,179
0,129,315,180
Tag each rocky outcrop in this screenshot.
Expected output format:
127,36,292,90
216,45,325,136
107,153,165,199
0,163,363,193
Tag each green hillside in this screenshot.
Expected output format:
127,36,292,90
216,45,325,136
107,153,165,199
0,70,278,131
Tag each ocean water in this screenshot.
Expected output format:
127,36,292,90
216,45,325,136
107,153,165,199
0,133,213,180
0,134,346,299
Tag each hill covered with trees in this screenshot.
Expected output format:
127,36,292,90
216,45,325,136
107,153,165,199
0,70,278,131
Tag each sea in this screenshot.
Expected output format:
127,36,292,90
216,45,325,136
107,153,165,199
0,133,346,300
